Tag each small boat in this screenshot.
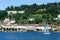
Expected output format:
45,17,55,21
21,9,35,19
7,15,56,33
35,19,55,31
43,23,51,34
44,32,50,34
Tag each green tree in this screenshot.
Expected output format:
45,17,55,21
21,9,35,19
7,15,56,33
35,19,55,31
0,11,8,20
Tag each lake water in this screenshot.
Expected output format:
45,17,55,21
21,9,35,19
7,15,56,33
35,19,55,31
0,32,60,40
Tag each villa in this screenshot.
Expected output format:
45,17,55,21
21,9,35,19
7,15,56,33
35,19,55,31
7,10,25,15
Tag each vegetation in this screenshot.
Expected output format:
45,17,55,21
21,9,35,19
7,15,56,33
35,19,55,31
0,10,7,20
0,2,60,24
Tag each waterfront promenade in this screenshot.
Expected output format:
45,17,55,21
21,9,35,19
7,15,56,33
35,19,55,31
0,23,59,32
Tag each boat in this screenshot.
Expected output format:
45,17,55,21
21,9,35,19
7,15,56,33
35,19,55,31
43,23,50,34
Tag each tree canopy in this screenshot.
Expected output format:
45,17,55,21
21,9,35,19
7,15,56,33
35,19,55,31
0,10,7,20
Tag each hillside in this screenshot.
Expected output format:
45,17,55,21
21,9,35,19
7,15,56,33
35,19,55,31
0,2,60,24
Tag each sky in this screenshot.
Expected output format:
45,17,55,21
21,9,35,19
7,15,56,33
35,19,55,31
0,0,60,10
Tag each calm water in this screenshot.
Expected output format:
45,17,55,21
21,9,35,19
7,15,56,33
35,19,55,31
0,32,60,40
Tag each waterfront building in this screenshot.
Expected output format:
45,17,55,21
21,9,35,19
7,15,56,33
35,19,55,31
0,20,59,32
1,24,27,32
0,24,38,32
50,24,58,32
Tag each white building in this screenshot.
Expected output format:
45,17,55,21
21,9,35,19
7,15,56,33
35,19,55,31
7,10,25,15
7,11,17,15
1,24,27,32
58,14,60,20
3,18,10,24
29,18,35,21
18,11,25,14
58,14,60,18
3,18,15,25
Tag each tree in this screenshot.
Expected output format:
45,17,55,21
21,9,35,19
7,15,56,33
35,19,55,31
20,5,30,10
14,6,20,11
5,6,10,11
0,11,8,20
9,6,14,10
